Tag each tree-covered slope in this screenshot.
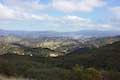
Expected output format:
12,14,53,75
64,41,120,71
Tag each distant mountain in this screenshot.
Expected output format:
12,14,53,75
0,29,120,38
72,30,120,37
0,29,63,39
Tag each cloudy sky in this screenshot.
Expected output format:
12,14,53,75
0,0,120,32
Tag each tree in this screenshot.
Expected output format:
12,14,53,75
72,64,102,80
83,68,102,80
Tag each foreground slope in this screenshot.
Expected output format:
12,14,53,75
64,41,120,70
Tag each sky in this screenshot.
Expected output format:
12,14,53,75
0,0,120,32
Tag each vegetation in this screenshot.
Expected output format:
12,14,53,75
0,56,103,80
0,36,120,80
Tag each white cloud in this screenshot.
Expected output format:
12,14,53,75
0,0,114,31
0,3,50,20
63,15,89,21
100,24,112,28
3,0,48,12
2,0,106,13
60,15,92,27
0,3,15,19
48,15,112,30
0,0,107,20
110,7,120,16
31,1,48,10
52,0,106,12
108,6,120,29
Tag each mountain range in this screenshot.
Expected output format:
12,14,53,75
0,29,120,38
0,30,120,57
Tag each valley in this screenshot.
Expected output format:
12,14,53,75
0,34,120,57
0,30,120,80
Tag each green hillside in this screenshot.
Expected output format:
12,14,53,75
64,41,120,70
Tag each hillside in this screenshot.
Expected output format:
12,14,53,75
0,40,120,80
0,35,120,56
64,41,120,71
0,43,63,57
